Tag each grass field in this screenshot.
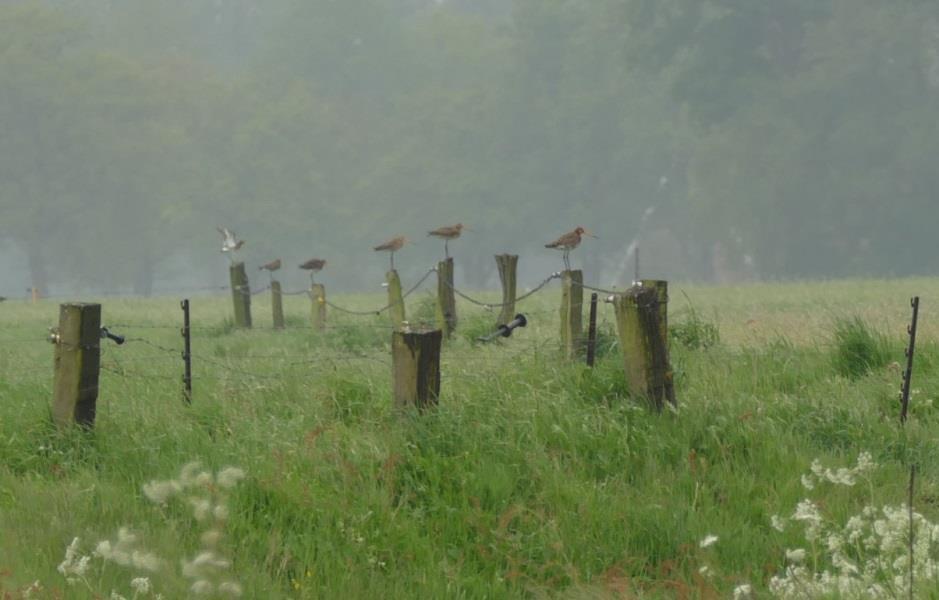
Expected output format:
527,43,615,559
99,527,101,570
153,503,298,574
3,278,939,598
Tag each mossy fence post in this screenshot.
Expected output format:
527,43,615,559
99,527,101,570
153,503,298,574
560,269,584,359
612,281,675,411
495,254,518,327
392,328,442,410
270,281,285,330
51,302,101,428
311,283,326,332
386,270,406,329
436,258,457,337
229,262,252,329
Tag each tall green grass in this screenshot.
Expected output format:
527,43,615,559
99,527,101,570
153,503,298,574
0,281,937,597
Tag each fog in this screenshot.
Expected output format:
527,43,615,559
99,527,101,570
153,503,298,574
2,0,938,298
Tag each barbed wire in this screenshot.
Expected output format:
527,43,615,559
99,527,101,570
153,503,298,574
325,268,436,316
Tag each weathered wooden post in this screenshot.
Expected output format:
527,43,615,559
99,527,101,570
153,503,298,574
181,299,192,403
560,270,584,359
311,283,327,331
612,281,675,411
495,254,518,326
586,292,599,367
30,287,40,304
392,328,442,410
51,303,101,428
436,258,457,337
270,281,285,330
229,262,252,329
386,270,406,329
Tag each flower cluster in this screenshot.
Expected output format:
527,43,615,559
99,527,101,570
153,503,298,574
769,452,939,598
55,461,246,598
143,461,245,597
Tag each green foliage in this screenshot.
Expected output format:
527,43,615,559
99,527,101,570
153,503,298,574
671,299,720,350
2,282,939,597
831,316,893,379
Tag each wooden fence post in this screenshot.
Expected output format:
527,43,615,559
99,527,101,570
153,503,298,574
386,270,406,329
560,270,584,359
612,282,675,411
495,254,518,326
311,283,326,331
586,292,599,367
51,303,101,428
270,281,285,330
392,328,442,410
229,262,252,329
436,258,457,337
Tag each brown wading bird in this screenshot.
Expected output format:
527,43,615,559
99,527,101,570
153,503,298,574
259,259,281,281
428,223,465,259
299,258,326,283
373,236,408,271
545,226,596,271
217,226,245,264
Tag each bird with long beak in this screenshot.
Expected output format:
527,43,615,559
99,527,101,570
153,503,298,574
299,258,326,284
373,236,408,271
259,259,281,282
428,223,465,259
217,227,245,263
545,226,596,271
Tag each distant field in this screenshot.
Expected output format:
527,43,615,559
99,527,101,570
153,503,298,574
2,279,938,598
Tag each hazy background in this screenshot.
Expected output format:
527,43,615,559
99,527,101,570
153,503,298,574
2,0,938,298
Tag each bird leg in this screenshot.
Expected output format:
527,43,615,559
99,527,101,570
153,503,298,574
390,251,395,272
445,239,449,260
563,250,570,272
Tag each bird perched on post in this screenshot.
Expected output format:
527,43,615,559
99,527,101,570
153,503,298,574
428,223,465,259
373,236,408,271
299,258,326,283
217,227,245,263
545,226,596,271
259,259,281,281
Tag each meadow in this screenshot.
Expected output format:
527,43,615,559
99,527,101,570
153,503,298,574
2,278,939,598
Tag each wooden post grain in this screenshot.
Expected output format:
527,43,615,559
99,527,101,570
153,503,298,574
436,258,457,337
586,292,599,367
612,282,675,411
495,254,518,326
51,303,101,428
270,281,285,330
560,270,584,359
311,283,326,332
386,270,406,329
392,329,442,410
229,262,252,329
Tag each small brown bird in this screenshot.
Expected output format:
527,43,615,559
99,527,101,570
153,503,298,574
545,226,596,270
299,258,326,283
259,259,281,281
428,223,464,259
373,236,408,270
259,259,282,272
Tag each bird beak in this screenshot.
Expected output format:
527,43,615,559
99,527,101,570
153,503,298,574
586,229,598,239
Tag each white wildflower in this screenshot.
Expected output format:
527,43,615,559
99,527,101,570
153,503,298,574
733,583,752,599
191,580,214,595
190,497,212,521
130,577,151,594
110,592,128,600
216,467,246,490
218,581,243,597
142,480,181,504
213,504,230,521
698,565,711,576
800,474,815,490
201,530,222,547
771,515,787,532
699,534,719,548
785,548,806,563
131,550,162,572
